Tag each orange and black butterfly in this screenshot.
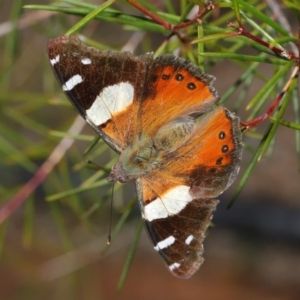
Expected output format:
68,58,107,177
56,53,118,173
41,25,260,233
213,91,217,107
47,35,243,278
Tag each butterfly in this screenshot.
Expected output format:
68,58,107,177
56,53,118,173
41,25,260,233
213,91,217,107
47,35,243,279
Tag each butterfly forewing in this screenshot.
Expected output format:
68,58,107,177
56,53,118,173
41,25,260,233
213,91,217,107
47,35,152,152
138,54,219,138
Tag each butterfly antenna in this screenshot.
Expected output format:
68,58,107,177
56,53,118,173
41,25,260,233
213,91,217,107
86,159,109,172
107,182,115,245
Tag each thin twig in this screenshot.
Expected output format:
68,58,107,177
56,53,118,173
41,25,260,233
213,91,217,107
0,11,55,37
0,116,85,224
266,0,298,54
241,65,300,131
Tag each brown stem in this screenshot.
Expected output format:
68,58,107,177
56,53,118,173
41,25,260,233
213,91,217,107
241,66,299,131
127,0,216,32
127,0,172,30
228,22,297,60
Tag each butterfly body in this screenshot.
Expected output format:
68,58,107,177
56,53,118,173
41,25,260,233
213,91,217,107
109,115,196,183
47,35,243,279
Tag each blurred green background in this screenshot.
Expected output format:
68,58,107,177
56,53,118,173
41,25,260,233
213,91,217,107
0,0,300,299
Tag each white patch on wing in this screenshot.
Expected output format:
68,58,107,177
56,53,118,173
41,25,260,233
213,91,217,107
62,75,83,91
154,236,175,251
144,185,192,221
81,57,91,65
50,55,60,66
169,262,180,271
185,235,194,245
86,82,134,126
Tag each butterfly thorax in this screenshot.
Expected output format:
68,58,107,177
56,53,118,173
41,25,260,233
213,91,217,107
108,118,195,183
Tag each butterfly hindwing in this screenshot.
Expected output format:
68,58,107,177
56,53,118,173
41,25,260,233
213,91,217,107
144,197,218,278
137,106,242,278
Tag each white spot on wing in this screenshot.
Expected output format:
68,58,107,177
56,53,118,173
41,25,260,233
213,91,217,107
81,57,91,65
86,82,134,126
144,185,192,221
169,262,180,271
154,236,175,251
62,75,83,91
185,235,194,245
50,55,60,66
